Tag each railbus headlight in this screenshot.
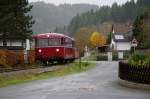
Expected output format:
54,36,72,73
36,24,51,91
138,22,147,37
38,49,42,53
56,48,60,52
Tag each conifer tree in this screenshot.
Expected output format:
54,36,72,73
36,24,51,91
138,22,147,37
133,11,150,48
0,0,34,46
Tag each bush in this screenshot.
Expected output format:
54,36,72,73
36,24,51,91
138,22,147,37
128,53,150,67
113,51,130,60
0,49,33,67
112,52,118,60
0,50,7,66
5,50,24,66
96,54,107,61
27,50,35,64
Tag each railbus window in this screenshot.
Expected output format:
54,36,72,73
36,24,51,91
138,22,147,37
49,38,61,46
64,38,73,47
36,38,48,47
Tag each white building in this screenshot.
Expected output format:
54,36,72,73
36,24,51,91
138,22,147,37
0,34,27,50
0,39,25,50
110,23,132,51
111,32,131,51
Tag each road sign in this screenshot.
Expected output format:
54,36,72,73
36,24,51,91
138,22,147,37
131,38,138,47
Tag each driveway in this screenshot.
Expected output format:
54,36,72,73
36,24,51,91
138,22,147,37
0,61,150,99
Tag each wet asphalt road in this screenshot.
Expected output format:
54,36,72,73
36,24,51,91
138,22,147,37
0,61,150,99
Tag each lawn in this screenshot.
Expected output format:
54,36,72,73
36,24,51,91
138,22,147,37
0,61,95,87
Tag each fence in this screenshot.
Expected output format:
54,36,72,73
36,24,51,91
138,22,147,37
119,61,150,84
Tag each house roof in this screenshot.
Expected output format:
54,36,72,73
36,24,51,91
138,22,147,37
113,33,131,42
112,22,133,33
111,22,132,43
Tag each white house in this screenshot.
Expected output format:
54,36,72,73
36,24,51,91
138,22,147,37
0,34,25,50
0,39,25,50
111,34,131,51
111,29,131,51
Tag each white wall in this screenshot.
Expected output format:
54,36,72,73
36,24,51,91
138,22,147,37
26,39,30,50
7,40,22,46
116,42,131,51
111,38,131,51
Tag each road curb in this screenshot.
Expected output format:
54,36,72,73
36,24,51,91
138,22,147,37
118,79,150,90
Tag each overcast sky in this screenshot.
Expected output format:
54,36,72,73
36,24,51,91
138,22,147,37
29,0,132,6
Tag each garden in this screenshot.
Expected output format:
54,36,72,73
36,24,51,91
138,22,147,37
119,52,150,84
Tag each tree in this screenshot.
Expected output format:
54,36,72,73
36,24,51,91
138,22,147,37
137,0,150,6
133,11,150,49
0,0,34,45
106,32,112,44
74,27,97,53
67,0,150,35
90,32,106,47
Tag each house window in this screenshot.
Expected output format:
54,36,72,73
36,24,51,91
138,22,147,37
115,35,124,40
7,40,22,46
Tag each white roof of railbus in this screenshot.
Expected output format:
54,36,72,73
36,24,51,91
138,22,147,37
32,33,74,41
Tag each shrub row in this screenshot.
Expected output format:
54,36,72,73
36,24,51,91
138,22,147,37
0,49,35,67
128,53,150,66
96,51,130,61
96,54,107,61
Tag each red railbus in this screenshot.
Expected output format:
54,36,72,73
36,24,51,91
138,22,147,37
33,33,77,65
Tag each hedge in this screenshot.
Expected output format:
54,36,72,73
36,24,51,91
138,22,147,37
0,49,35,67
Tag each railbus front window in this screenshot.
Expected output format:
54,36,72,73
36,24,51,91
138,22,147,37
49,38,61,46
36,38,48,47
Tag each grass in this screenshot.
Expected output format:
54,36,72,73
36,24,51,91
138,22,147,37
82,50,98,61
0,61,95,88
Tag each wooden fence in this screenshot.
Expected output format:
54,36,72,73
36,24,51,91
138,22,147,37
119,61,150,84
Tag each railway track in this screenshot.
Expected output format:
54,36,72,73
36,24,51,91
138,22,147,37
0,63,65,73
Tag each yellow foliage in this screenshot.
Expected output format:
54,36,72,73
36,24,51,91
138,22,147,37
90,32,106,47
74,27,97,53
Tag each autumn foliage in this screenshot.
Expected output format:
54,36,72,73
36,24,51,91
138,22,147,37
28,50,35,64
0,49,35,66
90,32,106,47
0,50,6,66
74,27,97,53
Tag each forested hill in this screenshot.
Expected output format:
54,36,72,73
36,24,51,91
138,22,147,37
68,0,150,34
30,2,98,34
